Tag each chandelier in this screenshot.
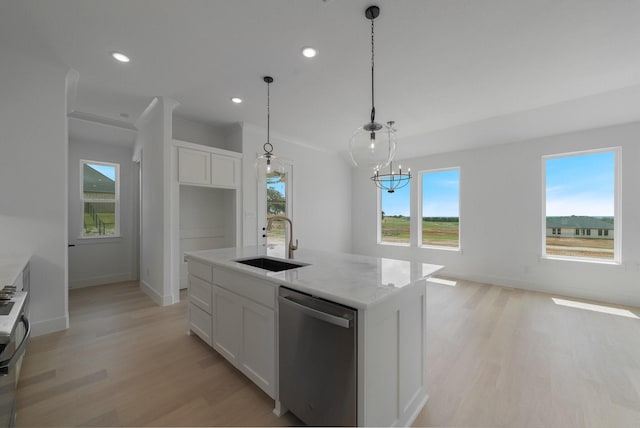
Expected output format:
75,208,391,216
349,5,397,171
255,76,285,184
371,121,411,193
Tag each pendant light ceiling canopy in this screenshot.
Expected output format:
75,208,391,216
255,76,286,184
349,5,397,171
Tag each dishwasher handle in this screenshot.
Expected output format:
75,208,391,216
279,295,353,329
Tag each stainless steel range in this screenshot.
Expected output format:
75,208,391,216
0,286,29,428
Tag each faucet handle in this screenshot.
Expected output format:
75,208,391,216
292,239,298,251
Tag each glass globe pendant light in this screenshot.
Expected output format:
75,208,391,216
255,76,286,184
349,5,396,171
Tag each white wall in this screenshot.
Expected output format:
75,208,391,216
68,139,137,288
0,45,70,335
352,122,640,307
179,185,236,287
173,115,240,152
241,124,352,253
135,97,179,306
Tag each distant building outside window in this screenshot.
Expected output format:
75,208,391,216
543,148,619,262
81,160,119,237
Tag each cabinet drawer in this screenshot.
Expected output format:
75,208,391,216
189,275,212,313
213,268,276,309
188,259,212,282
189,303,212,346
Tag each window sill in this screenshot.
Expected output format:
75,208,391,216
540,255,621,266
378,241,410,247
76,235,122,245
420,245,461,253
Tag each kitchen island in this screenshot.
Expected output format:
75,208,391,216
185,246,443,427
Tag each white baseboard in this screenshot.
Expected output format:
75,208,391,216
140,280,174,306
69,272,135,289
31,314,69,337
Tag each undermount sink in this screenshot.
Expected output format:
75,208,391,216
234,257,309,272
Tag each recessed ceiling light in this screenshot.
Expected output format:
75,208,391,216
231,97,243,104
301,47,317,58
111,51,130,63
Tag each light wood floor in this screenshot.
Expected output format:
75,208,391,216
16,279,640,427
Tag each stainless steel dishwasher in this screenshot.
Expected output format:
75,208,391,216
278,287,357,427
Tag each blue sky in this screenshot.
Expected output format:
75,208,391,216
422,169,460,217
267,180,286,195
381,169,460,217
546,151,614,216
88,163,116,180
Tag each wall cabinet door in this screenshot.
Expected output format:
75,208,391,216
211,154,240,188
212,285,242,366
241,298,275,397
178,147,211,185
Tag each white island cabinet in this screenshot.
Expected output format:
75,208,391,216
185,247,443,427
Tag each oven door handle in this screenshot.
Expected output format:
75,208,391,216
0,315,30,376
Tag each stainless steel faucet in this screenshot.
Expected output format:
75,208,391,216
266,215,298,259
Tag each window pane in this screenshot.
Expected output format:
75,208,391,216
422,169,460,248
380,184,410,244
267,174,287,252
84,202,116,236
83,163,116,200
545,151,615,260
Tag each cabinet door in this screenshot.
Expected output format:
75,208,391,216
178,147,211,185
212,286,242,366
241,298,276,398
211,154,239,188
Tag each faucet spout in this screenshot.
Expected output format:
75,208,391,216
266,215,298,259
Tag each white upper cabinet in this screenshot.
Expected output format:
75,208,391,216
175,141,241,189
211,154,239,188
178,147,211,185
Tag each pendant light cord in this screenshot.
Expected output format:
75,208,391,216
370,16,376,124
262,76,274,154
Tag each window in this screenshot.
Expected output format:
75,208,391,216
266,172,288,249
379,183,410,245
81,160,119,237
421,168,460,249
543,148,619,262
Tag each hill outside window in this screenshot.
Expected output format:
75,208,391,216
81,160,119,237
543,148,620,263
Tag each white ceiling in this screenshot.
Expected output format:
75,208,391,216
3,0,640,158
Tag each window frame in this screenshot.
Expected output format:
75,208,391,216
417,166,462,251
80,159,120,239
541,147,621,264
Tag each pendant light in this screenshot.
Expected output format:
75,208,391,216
371,121,411,193
255,76,285,184
349,5,396,171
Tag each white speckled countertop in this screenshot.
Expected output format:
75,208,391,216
185,246,444,309
0,255,30,287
